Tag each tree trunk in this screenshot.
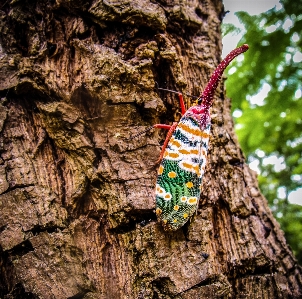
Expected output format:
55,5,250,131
0,0,301,298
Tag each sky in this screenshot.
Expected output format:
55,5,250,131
221,0,302,206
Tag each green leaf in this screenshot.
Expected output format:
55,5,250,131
224,0,302,264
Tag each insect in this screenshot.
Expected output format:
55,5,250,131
154,44,249,230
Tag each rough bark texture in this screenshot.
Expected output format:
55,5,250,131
0,0,301,298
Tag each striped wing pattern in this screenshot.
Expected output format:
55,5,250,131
155,116,211,230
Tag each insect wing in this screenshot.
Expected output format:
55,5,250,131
155,116,210,230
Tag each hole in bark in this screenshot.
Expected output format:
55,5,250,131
109,210,157,234
13,82,53,103
47,42,57,57
76,29,91,40
184,276,214,290
92,157,102,173
7,240,34,257
30,225,64,236
229,158,244,167
263,225,271,238
195,7,209,20
201,252,209,259
70,44,75,59
13,24,29,56
152,277,176,298
119,26,157,59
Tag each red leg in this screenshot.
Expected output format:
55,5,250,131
152,90,185,164
154,122,178,164
178,93,186,115
153,124,172,130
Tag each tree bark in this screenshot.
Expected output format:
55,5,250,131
0,0,301,298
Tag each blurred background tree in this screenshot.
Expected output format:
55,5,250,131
223,0,302,264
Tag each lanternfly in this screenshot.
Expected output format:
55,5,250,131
154,45,249,230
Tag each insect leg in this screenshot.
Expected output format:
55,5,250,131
153,122,178,164
153,124,172,130
178,93,186,115
155,83,186,115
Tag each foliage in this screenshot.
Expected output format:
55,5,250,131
223,0,302,264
